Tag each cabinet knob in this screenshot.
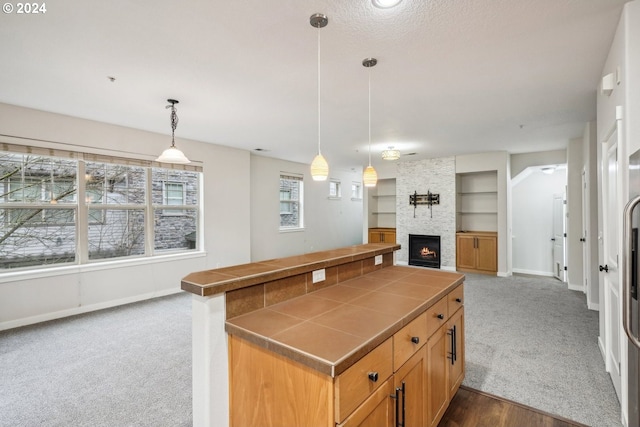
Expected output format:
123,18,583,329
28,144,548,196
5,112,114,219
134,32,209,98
368,372,379,382
437,314,444,320
455,298,462,303
411,336,420,344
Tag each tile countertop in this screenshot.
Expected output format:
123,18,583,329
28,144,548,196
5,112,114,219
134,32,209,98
181,243,400,297
226,265,465,377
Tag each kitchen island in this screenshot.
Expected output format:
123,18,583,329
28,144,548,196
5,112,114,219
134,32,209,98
182,243,465,427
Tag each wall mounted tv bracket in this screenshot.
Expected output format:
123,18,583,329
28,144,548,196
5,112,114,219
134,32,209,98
409,190,440,218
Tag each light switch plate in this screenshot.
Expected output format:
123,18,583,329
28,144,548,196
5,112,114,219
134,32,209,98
374,255,382,265
312,269,326,283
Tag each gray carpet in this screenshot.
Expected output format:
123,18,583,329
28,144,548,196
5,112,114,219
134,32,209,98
0,293,192,427
0,274,622,426
463,273,622,427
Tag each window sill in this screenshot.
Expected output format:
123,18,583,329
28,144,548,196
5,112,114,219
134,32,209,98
0,251,207,284
279,227,305,233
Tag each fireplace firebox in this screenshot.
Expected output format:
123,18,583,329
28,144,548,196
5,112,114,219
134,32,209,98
409,234,441,269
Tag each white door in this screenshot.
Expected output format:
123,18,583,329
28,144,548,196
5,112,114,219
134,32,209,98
602,127,622,400
552,193,566,282
582,170,589,296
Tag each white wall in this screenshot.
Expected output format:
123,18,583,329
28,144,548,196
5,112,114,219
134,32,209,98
583,121,599,309
567,138,584,291
249,155,364,261
456,152,510,275
512,168,567,276
0,103,251,330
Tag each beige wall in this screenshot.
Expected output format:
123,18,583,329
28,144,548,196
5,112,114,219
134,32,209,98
0,102,251,329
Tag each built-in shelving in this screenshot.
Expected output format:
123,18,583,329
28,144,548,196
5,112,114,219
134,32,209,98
456,171,498,232
368,178,396,228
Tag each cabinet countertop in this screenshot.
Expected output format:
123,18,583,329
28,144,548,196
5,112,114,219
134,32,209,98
226,266,464,377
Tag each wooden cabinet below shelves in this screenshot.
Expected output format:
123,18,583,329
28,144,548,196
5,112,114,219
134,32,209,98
456,231,497,274
368,228,396,244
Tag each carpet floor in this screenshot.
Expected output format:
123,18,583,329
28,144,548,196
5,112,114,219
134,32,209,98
0,273,622,426
462,273,621,427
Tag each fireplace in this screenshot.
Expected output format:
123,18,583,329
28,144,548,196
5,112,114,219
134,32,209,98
409,234,441,269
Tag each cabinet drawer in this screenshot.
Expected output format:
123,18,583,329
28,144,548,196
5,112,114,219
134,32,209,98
335,338,393,423
393,311,427,370
447,284,464,316
426,297,448,338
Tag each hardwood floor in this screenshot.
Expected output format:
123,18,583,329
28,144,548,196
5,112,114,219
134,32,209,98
438,386,589,427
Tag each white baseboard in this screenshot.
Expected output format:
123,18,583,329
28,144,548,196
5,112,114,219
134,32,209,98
512,268,554,277
598,336,606,362
588,301,600,311
0,287,183,331
567,282,585,292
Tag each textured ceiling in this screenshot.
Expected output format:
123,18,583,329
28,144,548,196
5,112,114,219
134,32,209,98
0,0,628,170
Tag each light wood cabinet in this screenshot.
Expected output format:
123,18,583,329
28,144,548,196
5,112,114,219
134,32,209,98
456,231,497,274
229,285,465,427
394,346,427,427
368,228,396,244
426,323,449,427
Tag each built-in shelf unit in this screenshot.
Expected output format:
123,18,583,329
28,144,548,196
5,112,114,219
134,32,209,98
368,178,396,228
456,171,498,232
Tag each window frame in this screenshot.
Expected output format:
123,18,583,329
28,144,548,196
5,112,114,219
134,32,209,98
0,148,203,272
279,174,304,231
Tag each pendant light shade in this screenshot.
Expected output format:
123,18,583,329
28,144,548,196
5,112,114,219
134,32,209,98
363,165,378,187
311,153,329,181
156,99,191,164
310,13,329,181
363,58,378,188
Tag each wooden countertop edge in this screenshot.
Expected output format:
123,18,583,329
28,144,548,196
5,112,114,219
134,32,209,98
225,274,464,377
181,243,401,297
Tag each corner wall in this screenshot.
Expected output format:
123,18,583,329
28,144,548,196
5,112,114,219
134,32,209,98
0,103,251,330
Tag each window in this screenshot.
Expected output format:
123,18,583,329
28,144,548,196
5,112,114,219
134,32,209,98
351,182,362,200
279,174,303,230
329,179,341,199
0,148,202,270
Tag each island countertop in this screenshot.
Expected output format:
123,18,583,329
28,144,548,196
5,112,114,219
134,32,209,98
225,265,464,377
181,243,401,297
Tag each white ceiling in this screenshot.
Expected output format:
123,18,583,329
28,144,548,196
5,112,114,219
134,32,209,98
0,0,627,170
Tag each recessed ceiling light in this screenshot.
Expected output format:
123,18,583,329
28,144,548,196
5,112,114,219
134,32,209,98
372,0,402,9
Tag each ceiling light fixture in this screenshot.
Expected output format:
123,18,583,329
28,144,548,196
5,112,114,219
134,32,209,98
362,57,378,188
372,0,402,9
156,99,191,164
382,146,400,161
309,13,329,181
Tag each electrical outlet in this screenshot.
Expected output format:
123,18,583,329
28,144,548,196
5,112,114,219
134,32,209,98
375,255,382,265
312,269,326,283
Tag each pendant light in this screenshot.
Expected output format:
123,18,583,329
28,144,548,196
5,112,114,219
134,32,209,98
156,99,191,164
362,58,378,187
309,13,329,181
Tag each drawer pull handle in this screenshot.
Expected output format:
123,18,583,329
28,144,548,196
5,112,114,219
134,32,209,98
411,336,420,344
455,298,462,303
368,372,379,382
437,314,444,320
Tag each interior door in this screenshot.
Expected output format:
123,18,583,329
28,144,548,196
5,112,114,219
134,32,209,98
552,193,566,282
602,127,622,400
582,170,589,296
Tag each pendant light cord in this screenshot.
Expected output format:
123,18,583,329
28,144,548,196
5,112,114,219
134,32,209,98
170,103,179,148
368,65,372,166
317,23,321,156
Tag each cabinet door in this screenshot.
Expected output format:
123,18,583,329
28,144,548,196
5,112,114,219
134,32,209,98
456,235,476,270
394,347,426,427
426,325,449,427
448,308,465,397
382,231,396,244
338,379,394,427
475,235,497,272
369,231,382,243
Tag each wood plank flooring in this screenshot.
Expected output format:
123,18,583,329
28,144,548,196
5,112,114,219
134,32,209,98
438,386,589,427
